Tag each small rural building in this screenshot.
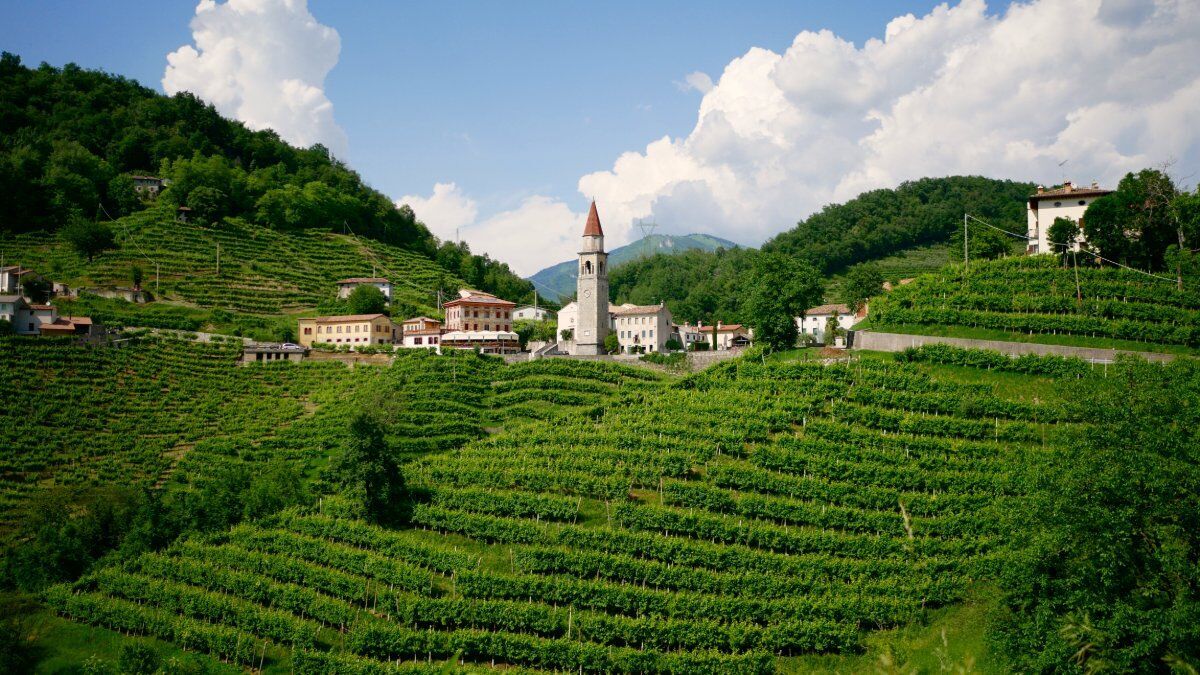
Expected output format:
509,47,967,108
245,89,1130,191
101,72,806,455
400,316,442,349
242,344,307,364
439,330,520,354
797,303,867,344
613,302,674,353
336,277,392,300
176,206,192,222
130,175,164,198
1026,181,1112,254
296,313,399,348
0,266,36,294
698,323,752,350
513,305,554,322
675,323,706,349
442,289,516,333
5,300,97,337
38,316,98,337
0,294,27,325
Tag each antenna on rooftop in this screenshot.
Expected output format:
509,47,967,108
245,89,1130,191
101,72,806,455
635,218,659,258
1057,159,1069,185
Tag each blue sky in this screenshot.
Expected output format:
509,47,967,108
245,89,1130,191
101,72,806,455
1,1,959,211
2,1,1197,275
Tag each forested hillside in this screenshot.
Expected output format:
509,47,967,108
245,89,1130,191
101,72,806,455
0,53,531,325
610,176,1032,324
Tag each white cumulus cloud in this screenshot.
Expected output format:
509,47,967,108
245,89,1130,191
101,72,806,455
163,0,349,158
678,71,715,94
399,186,584,278
578,0,1200,248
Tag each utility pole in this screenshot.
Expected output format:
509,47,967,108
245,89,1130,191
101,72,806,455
963,213,969,270
1072,248,1083,305
533,289,539,312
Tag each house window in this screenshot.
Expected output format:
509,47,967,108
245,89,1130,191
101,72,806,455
415,337,423,345
431,337,438,344
485,324,490,331
1078,200,1086,206
1054,201,1062,207
337,326,343,333
304,327,312,335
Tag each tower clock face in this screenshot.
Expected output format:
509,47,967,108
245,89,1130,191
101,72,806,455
583,289,592,298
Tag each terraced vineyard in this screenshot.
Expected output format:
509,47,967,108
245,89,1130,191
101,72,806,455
0,206,459,316
44,354,1080,672
488,358,665,422
0,339,496,537
871,256,1200,349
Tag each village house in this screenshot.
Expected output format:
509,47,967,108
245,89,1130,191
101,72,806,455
613,302,674,353
0,294,26,326
443,289,515,332
4,298,97,338
0,266,36,294
797,303,867,345
336,277,392,300
698,322,752,350
440,289,519,353
130,175,164,198
513,305,554,322
1026,181,1112,254
400,316,443,350
675,322,706,349
296,314,399,348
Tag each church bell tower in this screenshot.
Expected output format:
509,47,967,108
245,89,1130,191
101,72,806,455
575,200,609,355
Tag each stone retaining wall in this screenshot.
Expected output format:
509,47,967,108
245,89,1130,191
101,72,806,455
851,330,1176,362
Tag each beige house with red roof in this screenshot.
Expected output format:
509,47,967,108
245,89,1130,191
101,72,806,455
698,322,753,350
797,303,867,345
336,277,392,300
1026,181,1112,254
442,289,515,333
296,313,399,348
613,302,673,353
400,316,443,350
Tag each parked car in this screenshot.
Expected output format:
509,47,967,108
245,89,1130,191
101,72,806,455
280,343,303,350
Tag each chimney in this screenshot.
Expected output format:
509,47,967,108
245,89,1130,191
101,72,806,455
1091,180,1099,189
717,321,723,330
1037,185,1044,194
1063,181,1073,192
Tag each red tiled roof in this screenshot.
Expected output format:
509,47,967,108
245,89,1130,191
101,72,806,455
336,277,389,284
613,304,665,316
804,303,852,316
303,313,390,323
698,324,746,333
583,200,604,237
1029,185,1112,201
443,295,515,307
29,304,55,311
402,316,440,324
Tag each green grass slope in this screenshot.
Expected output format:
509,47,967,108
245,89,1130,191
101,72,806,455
33,352,1094,672
868,255,1200,353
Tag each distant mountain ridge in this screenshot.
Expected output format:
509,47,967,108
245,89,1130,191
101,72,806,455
528,233,738,301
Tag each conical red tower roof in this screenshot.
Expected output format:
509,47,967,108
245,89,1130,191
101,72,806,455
583,200,604,237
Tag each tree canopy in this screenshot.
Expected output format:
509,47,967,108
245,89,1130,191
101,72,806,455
0,52,531,302
743,254,823,352
346,285,388,315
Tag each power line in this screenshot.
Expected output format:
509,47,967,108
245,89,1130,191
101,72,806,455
963,213,1178,284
